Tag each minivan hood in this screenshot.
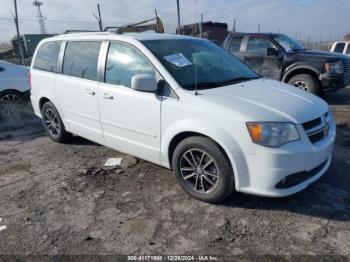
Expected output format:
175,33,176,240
198,78,329,124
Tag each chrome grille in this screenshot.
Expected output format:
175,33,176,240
302,117,321,130
343,59,350,86
302,112,330,144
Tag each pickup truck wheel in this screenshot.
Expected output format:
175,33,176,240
288,74,319,94
0,91,26,119
41,101,71,143
172,136,234,203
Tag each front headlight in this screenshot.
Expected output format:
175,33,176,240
246,122,300,147
325,61,344,74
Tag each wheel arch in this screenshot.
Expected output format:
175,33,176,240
282,66,320,83
168,131,210,169
162,122,244,190
39,97,51,111
38,96,65,122
0,89,27,97
35,89,56,117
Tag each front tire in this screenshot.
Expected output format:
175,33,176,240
288,74,319,94
172,136,234,203
41,101,71,143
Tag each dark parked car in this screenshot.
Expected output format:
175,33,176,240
222,33,350,94
0,61,29,119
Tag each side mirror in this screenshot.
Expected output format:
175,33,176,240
131,74,158,93
266,47,278,56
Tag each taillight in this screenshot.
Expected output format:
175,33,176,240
28,72,32,94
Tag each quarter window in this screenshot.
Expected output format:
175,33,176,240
105,42,155,88
247,37,274,55
63,41,101,81
334,43,345,53
33,41,61,72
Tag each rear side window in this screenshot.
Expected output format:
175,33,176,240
63,41,101,81
33,41,61,72
229,37,243,53
334,43,345,53
247,37,274,55
105,42,155,88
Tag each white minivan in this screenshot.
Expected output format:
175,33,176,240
30,33,335,203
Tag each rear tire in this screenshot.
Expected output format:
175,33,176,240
41,101,71,143
0,90,26,119
288,74,319,95
172,136,234,203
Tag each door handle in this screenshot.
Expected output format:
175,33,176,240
103,93,114,100
85,88,95,95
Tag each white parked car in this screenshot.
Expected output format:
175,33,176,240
0,61,29,118
30,33,335,203
331,41,350,56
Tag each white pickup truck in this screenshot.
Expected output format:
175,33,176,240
330,41,350,56
0,61,30,118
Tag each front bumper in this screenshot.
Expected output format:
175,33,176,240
234,120,336,197
320,73,350,90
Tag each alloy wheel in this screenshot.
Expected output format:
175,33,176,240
293,80,309,91
43,108,61,137
180,149,219,194
0,93,25,118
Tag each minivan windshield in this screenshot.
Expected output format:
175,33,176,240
142,39,259,90
273,34,306,52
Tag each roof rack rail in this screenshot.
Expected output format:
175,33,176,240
64,30,99,34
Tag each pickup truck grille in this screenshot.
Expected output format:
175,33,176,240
302,112,330,144
344,59,350,86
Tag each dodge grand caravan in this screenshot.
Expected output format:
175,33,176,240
30,33,335,203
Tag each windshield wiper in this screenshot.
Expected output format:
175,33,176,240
183,76,260,90
218,76,260,86
183,82,222,89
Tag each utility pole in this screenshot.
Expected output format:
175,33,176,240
258,24,261,33
93,3,103,31
33,0,47,34
319,35,322,50
12,0,25,65
176,0,181,31
199,13,203,38
328,37,332,50
232,18,236,32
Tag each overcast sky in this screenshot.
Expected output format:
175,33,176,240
0,0,349,43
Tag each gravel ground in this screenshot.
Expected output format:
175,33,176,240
0,89,349,258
